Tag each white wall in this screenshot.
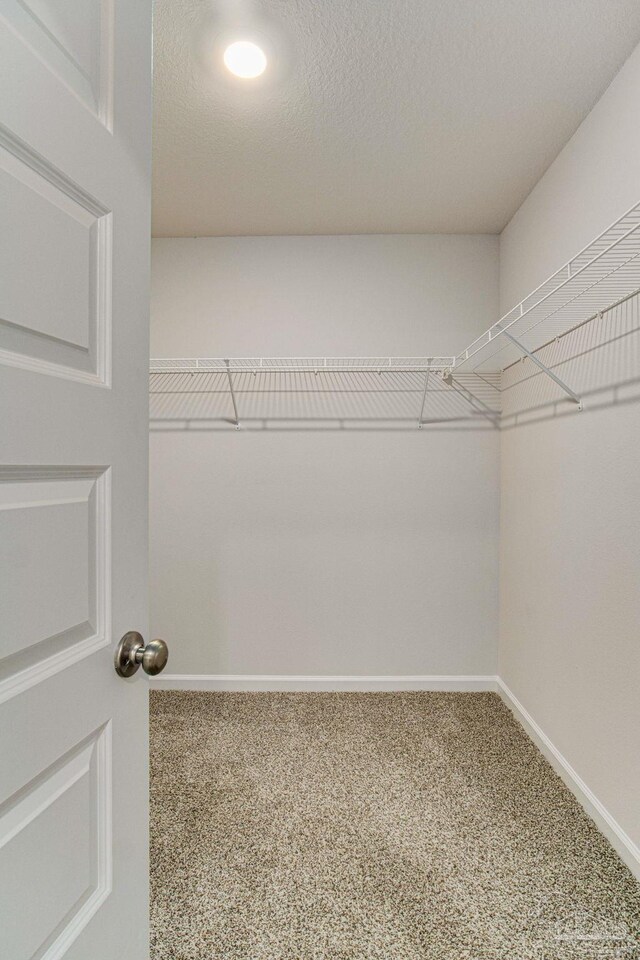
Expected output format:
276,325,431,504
150,235,500,678
500,44,640,311
499,44,640,854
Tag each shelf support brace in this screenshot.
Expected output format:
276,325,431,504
443,374,500,428
499,329,582,409
417,370,430,428
224,359,240,427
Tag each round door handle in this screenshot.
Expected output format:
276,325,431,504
114,631,169,678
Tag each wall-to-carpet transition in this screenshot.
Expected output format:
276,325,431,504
150,692,640,959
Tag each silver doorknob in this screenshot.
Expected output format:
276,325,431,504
114,631,169,678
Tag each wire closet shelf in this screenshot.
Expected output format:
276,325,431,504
149,357,455,374
150,200,640,428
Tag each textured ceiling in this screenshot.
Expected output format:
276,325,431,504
152,0,640,237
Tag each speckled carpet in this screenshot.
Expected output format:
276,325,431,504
150,692,640,959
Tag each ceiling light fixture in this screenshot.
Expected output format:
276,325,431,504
223,40,267,79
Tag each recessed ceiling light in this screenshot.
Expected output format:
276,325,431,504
223,40,267,79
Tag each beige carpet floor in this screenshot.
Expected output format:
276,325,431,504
150,691,640,959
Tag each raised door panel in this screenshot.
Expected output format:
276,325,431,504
0,726,110,960
0,130,111,383
0,0,112,125
0,467,109,704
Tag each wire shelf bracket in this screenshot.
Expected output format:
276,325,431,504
499,329,583,410
224,359,241,427
442,374,501,428
417,371,430,428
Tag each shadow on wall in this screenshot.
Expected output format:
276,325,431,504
148,369,501,432
501,293,640,428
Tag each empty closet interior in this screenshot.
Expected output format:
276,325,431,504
148,2,640,954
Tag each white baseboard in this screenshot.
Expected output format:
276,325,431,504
149,674,499,692
498,678,640,882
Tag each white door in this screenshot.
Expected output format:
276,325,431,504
0,2,153,958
